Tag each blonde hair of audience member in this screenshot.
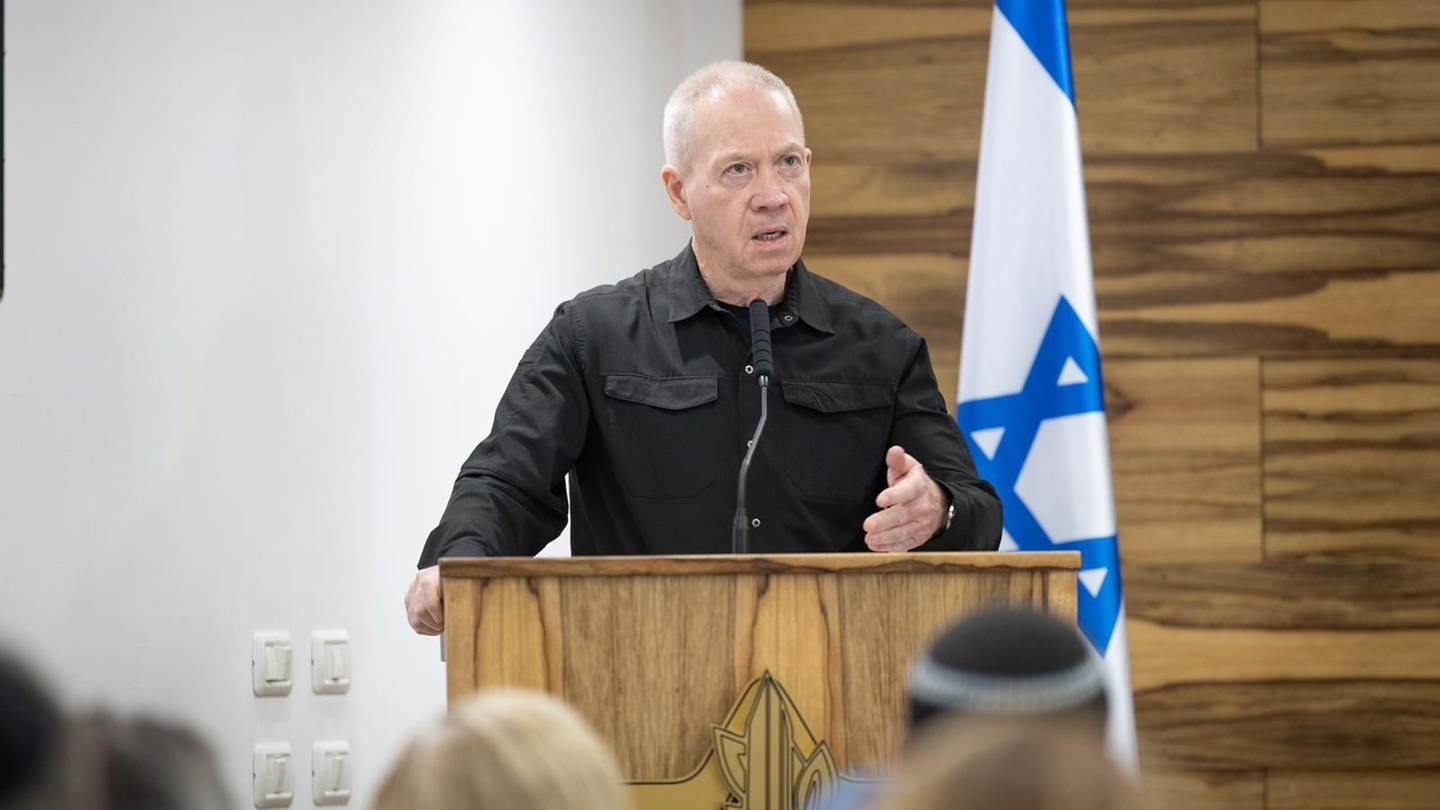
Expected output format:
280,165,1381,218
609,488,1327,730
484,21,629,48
874,716,1148,810
372,689,630,810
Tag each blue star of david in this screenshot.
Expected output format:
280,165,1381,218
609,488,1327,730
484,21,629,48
957,296,1123,654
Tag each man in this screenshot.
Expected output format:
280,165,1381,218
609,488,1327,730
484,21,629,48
406,61,1001,635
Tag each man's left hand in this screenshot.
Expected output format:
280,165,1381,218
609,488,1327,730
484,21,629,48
862,445,949,552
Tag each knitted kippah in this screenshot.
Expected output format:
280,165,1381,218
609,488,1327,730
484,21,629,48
907,608,1105,715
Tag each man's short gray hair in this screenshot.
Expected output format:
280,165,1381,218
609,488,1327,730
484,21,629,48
663,60,804,173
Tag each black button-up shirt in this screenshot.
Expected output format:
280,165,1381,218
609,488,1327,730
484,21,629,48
419,244,1002,563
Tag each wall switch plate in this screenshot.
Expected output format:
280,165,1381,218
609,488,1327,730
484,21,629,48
252,632,293,697
312,740,352,805
311,629,350,694
252,742,294,808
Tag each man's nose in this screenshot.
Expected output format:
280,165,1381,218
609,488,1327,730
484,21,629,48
751,175,789,211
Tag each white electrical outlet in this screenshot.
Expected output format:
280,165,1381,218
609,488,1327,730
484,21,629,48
311,629,351,695
312,740,352,806
251,632,293,697
252,743,294,808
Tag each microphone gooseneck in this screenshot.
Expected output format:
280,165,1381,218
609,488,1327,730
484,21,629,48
732,299,774,555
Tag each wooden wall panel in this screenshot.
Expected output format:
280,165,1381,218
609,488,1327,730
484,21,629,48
1086,151,1440,358
1138,770,1264,810
1263,357,1440,560
1125,562,1440,629
1135,681,1440,770
1267,770,1440,810
1261,1,1440,148
1106,358,1261,564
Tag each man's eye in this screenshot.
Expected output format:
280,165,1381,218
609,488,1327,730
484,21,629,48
780,154,801,167
725,163,750,176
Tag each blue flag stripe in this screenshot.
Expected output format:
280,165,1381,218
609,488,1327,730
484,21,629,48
996,0,1075,103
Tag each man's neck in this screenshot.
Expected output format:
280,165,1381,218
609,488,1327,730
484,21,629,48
695,260,789,307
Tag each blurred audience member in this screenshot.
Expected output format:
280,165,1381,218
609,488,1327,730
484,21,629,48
373,688,630,810
872,718,1146,810
907,606,1107,739
0,653,63,809
66,711,232,810
3,650,230,810
824,607,1110,810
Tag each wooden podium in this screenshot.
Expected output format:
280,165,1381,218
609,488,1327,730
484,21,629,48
441,551,1079,809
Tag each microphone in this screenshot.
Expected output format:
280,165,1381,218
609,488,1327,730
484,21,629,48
732,299,774,554
748,299,774,381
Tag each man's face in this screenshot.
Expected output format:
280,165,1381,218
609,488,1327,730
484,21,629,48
664,87,812,293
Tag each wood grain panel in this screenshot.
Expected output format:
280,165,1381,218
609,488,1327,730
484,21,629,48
473,578,550,690
1134,769,1264,810
1128,619,1440,691
1267,769,1440,810
1135,681,1440,770
804,150,1440,365
1263,357,1440,560
1071,2,1256,155
1106,358,1261,564
1261,1,1440,148
558,575,736,779
1087,150,1440,358
1125,563,1440,629
442,577,479,702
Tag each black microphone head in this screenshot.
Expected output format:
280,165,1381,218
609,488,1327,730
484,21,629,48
747,299,775,379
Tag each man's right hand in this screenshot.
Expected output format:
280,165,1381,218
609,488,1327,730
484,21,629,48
405,565,444,635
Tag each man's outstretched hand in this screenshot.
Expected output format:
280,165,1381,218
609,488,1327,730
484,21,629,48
862,445,949,552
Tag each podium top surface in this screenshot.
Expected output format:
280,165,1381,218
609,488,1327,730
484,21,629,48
439,551,1080,579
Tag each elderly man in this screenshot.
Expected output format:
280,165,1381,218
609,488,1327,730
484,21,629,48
406,61,1001,635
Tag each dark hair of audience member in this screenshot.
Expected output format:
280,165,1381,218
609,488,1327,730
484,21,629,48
65,711,232,810
0,653,64,809
906,607,1108,738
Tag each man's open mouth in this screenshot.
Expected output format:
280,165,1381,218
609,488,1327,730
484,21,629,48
753,229,788,242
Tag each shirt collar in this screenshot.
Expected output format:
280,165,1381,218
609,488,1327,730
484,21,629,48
663,243,836,335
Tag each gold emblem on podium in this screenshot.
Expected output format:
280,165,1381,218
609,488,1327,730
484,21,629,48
629,671,874,810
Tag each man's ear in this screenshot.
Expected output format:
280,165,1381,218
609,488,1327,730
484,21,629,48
661,165,692,221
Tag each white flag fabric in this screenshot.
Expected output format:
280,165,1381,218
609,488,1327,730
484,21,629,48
957,0,1137,766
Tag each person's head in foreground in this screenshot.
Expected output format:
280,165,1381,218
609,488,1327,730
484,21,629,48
907,607,1108,738
0,653,64,810
873,717,1146,810
372,689,630,810
64,711,232,810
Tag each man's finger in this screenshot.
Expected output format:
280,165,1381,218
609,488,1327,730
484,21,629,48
875,472,927,509
865,518,929,552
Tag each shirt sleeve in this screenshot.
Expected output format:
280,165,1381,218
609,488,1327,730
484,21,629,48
417,303,589,565
888,335,1004,551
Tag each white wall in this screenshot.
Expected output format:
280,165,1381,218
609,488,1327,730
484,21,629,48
0,1,740,807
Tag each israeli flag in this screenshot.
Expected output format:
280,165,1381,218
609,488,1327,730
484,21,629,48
957,0,1137,765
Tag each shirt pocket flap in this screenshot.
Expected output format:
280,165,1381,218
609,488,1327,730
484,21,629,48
781,380,893,413
604,374,718,410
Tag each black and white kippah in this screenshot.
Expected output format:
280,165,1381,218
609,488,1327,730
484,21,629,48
907,608,1105,715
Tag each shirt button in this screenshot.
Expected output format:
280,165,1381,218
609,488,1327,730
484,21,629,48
751,518,762,528
744,364,755,374
781,313,795,323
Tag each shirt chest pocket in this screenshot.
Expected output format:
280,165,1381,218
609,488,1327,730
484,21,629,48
780,380,894,504
602,374,720,499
